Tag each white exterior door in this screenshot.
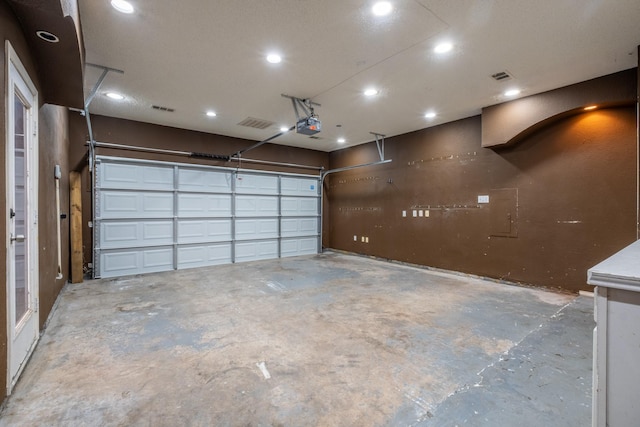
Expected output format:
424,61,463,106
5,42,39,394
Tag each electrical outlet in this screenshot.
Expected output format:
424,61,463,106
354,235,357,241
361,236,365,242
402,210,407,217
365,237,369,243
425,210,430,218
419,210,424,217
413,210,417,217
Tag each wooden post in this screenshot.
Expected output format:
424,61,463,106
69,171,83,283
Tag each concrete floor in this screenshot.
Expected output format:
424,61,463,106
0,252,593,426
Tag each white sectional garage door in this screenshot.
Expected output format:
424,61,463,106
94,156,321,278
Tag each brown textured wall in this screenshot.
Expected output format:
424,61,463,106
68,114,330,273
328,100,637,293
38,104,70,327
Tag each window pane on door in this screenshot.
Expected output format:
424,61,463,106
14,93,28,323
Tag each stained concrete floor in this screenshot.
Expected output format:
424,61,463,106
0,252,593,426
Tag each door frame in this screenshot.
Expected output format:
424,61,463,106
5,40,39,394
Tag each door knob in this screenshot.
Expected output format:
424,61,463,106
10,234,25,242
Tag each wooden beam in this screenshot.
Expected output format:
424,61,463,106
69,171,83,283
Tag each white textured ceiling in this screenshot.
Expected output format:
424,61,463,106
79,0,640,152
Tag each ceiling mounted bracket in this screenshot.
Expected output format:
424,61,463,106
84,63,124,172
281,94,321,121
370,132,386,161
321,131,392,182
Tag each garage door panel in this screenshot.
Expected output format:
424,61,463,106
178,219,232,243
235,240,279,262
281,177,319,196
236,218,278,240
178,194,232,217
236,174,278,195
100,220,174,249
100,247,174,278
178,244,232,268
281,237,318,257
100,191,174,219
178,168,232,193
281,197,319,216
95,157,320,278
236,196,278,217
99,162,174,191
281,218,318,237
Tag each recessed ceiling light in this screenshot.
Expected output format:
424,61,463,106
206,111,217,117
364,88,379,97
372,1,393,16
266,54,282,64
504,89,521,97
434,42,453,54
105,92,124,100
111,0,134,14
337,138,346,144
280,126,289,132
36,30,59,43
424,111,436,119
584,105,597,111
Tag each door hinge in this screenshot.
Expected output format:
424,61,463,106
35,298,39,312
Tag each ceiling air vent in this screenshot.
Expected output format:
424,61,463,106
152,105,175,112
491,71,512,81
237,117,275,130
308,135,322,140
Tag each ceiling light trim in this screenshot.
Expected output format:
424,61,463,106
364,88,379,97
105,92,125,100
434,42,453,54
266,54,282,64
111,0,134,14
372,1,393,16
36,30,59,43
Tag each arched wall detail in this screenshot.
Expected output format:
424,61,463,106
482,68,637,148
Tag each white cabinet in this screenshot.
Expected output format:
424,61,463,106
587,239,640,427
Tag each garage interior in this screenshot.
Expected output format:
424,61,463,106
0,1,639,426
